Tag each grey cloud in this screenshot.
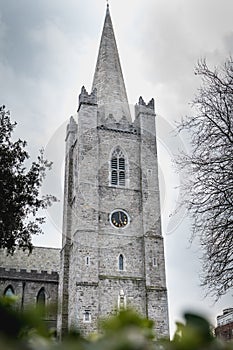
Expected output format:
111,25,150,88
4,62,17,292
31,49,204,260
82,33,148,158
223,32,233,53
0,0,96,79
136,0,233,128
143,0,233,86
0,0,99,153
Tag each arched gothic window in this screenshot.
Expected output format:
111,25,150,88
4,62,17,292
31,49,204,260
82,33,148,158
37,287,46,306
4,285,14,297
111,147,126,186
119,254,124,271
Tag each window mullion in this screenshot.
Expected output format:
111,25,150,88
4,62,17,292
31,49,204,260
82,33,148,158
110,149,127,187
117,156,119,185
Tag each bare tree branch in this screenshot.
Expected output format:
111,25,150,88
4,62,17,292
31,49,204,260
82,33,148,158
176,57,233,300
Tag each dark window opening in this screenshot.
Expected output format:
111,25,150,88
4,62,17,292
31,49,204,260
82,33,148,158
37,287,46,306
84,310,91,322
4,285,14,297
119,254,124,271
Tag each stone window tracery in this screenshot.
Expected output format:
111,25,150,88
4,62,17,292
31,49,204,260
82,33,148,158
110,147,127,186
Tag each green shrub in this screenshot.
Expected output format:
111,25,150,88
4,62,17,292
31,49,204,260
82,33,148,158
0,297,232,350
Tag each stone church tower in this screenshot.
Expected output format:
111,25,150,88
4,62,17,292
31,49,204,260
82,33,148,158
57,4,169,338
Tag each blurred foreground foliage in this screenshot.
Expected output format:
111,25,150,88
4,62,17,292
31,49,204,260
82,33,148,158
0,297,232,350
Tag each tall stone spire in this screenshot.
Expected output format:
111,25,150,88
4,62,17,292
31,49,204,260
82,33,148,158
92,4,131,121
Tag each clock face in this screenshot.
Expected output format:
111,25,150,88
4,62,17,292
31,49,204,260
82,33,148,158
111,210,128,228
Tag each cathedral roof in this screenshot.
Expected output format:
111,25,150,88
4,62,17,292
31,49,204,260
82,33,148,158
92,4,131,121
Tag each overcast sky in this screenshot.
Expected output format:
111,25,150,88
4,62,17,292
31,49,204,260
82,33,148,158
0,0,232,336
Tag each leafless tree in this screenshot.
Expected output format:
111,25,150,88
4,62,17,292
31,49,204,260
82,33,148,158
177,57,233,299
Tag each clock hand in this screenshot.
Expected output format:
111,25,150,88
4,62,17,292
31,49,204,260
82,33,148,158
119,212,123,224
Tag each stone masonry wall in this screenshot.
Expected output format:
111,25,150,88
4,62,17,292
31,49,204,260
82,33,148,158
0,247,60,330
64,106,169,337
99,278,147,316
0,247,60,273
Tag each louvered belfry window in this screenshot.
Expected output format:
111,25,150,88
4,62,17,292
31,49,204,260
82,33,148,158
111,148,126,186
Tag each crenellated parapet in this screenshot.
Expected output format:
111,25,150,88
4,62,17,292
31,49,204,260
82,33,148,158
97,113,140,135
134,96,156,136
0,267,59,283
78,86,97,111
138,96,155,110
0,247,60,273
135,96,155,117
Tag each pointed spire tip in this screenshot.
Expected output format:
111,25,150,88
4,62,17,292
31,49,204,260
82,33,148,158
92,1,131,121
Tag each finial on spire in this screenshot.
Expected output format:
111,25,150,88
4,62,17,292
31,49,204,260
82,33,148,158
106,0,109,9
